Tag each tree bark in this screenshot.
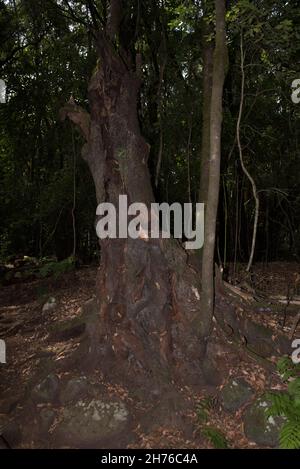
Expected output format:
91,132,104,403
58,1,288,391
199,0,228,355
199,0,214,207
61,3,204,385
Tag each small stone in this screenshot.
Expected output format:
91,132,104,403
220,378,254,412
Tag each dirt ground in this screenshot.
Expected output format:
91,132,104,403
0,263,299,449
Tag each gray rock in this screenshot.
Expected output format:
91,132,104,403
32,374,60,404
42,297,57,313
55,399,129,447
60,377,89,404
243,398,284,447
220,378,254,412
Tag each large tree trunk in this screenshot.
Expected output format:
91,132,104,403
61,5,203,385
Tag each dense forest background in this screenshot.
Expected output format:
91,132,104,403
1,0,299,268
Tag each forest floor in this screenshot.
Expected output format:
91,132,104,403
0,262,299,449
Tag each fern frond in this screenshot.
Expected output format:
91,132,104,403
288,379,300,402
202,427,228,449
280,422,300,449
266,392,293,417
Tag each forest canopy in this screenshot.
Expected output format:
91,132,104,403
0,0,299,265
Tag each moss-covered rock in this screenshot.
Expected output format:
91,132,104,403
243,398,284,447
54,399,130,447
220,378,254,412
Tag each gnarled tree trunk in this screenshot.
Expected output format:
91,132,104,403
59,0,288,392
61,3,203,385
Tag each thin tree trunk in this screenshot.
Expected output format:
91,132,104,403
199,0,214,269
199,0,228,354
222,175,228,269
233,171,239,279
236,33,259,272
199,0,214,207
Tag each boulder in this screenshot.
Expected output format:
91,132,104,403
54,398,130,447
243,398,284,447
220,378,254,413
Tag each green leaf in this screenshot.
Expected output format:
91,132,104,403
280,422,300,449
